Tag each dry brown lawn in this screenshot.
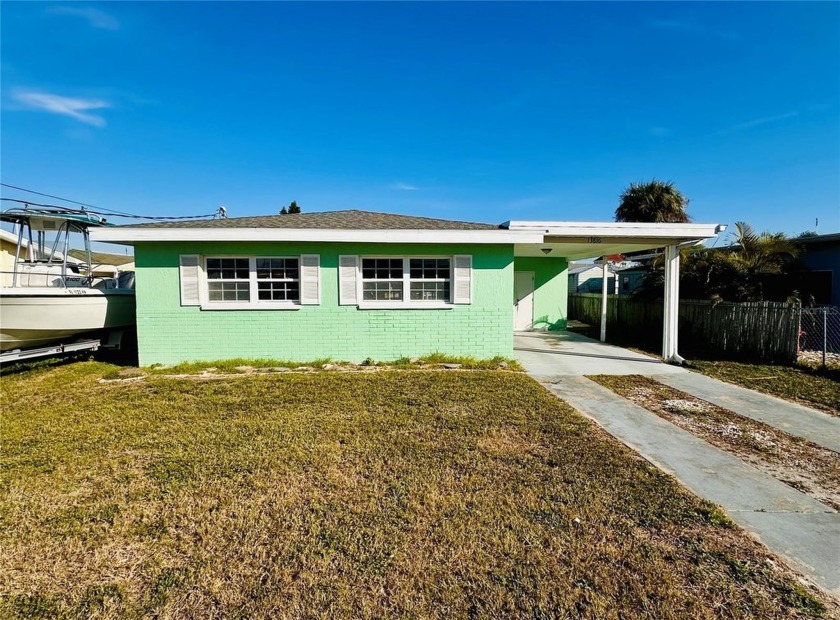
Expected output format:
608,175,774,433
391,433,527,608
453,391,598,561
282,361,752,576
1,362,833,618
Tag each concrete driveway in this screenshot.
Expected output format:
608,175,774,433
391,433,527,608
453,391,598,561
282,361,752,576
515,330,840,598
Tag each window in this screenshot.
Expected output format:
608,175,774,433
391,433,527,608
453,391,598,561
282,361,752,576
200,256,312,307
410,258,450,301
256,258,299,301
360,257,451,304
207,258,250,302
362,258,404,301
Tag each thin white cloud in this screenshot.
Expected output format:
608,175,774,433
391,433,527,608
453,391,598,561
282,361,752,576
48,6,119,30
13,90,110,127
722,111,799,133
393,183,420,191
650,20,740,42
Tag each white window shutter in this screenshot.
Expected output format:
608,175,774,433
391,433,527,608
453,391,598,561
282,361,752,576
299,254,320,305
338,255,359,305
453,255,472,304
179,255,201,306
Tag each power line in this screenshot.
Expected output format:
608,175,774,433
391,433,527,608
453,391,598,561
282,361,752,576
0,197,218,221
0,182,214,219
0,182,110,210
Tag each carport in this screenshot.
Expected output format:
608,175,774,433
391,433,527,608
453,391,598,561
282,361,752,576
505,220,726,363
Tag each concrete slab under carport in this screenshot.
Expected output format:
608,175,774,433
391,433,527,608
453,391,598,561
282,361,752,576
514,330,687,380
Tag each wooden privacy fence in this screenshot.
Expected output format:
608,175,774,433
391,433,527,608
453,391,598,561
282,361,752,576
568,294,801,363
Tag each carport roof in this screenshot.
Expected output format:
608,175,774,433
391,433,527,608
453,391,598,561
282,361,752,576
506,220,724,260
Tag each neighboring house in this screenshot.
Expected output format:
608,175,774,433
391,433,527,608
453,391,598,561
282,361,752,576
795,233,840,306
568,262,617,294
0,227,80,285
66,249,135,276
614,265,649,296
91,210,721,365
1,228,135,284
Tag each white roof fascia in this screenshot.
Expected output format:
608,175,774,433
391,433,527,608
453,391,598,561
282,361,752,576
89,227,543,245
505,221,722,239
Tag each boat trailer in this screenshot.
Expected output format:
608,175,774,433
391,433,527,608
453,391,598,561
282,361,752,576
0,330,127,365
0,339,102,364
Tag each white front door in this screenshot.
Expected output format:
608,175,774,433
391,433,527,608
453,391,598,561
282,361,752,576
514,271,535,330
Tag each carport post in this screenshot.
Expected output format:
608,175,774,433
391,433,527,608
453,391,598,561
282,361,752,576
600,259,608,342
662,244,683,363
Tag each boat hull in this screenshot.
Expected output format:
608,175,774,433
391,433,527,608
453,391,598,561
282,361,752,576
0,288,136,352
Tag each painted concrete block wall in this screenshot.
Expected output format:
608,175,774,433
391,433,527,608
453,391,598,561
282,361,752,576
134,242,514,365
513,256,568,330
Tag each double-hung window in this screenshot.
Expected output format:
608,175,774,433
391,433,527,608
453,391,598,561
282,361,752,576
362,258,405,301
256,258,299,302
409,258,450,302
206,258,251,302
359,257,452,305
192,255,318,309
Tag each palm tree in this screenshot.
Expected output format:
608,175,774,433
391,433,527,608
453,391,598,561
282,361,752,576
615,180,690,223
727,221,798,275
635,222,799,302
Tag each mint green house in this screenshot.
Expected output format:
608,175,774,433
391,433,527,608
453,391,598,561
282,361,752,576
92,210,721,365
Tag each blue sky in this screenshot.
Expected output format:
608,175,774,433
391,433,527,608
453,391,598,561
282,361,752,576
2,1,838,236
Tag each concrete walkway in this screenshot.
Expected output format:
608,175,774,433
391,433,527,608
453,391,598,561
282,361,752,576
516,330,840,451
654,372,840,453
515,332,840,597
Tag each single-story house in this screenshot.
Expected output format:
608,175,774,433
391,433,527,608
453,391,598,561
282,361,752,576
795,232,840,306
91,210,723,366
66,249,136,277
614,265,650,296
568,261,618,294
1,228,135,283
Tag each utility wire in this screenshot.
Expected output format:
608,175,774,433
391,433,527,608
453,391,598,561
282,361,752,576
0,182,222,219
0,182,130,214
0,197,218,220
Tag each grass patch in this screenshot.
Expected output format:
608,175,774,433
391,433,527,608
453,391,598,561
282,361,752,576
1,362,832,618
146,357,315,374
137,354,522,376
688,360,840,416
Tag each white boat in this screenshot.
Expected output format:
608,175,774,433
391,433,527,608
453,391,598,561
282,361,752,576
0,207,136,355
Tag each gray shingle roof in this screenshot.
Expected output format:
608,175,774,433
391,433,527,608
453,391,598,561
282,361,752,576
67,249,134,265
131,210,500,231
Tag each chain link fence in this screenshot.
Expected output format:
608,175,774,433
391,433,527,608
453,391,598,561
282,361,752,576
798,306,840,367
